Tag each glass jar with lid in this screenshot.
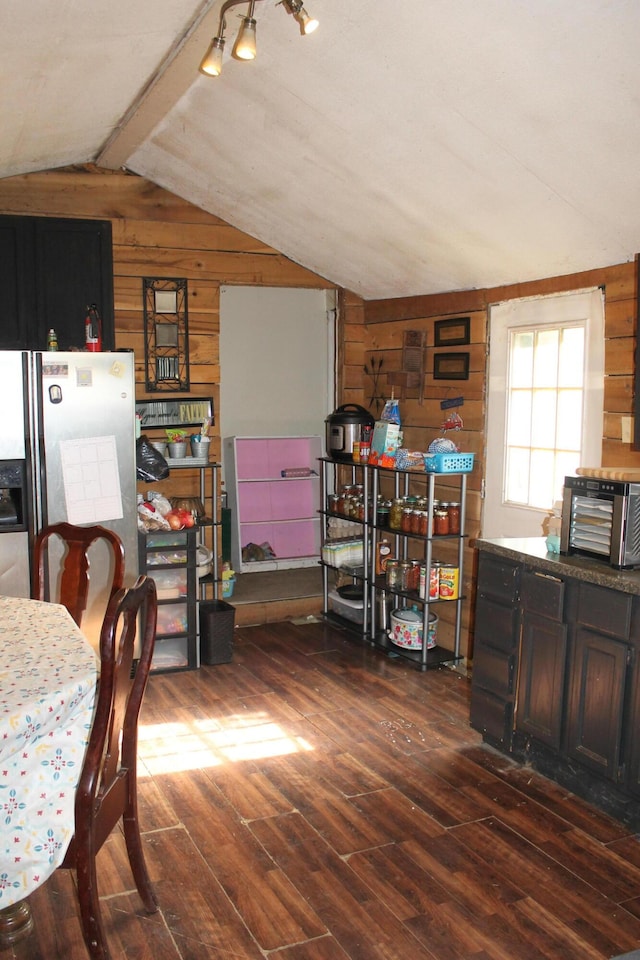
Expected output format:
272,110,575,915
434,507,450,536
377,502,390,527
389,499,404,530
398,560,413,591
401,507,413,533
408,560,421,592
448,502,461,535
385,560,401,590
447,503,460,533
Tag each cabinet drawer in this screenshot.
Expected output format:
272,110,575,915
151,637,190,673
156,602,189,636
145,531,189,549
477,554,519,604
153,569,188,600
473,645,516,698
521,569,564,621
470,687,513,745
475,596,519,654
576,583,632,640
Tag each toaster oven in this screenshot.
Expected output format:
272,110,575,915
560,475,640,568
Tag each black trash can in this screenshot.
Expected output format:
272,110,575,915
200,599,235,665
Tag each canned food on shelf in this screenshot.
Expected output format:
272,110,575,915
439,564,459,600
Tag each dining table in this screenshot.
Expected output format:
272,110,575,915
0,595,98,946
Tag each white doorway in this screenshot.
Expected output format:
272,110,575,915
219,286,334,441
483,288,604,539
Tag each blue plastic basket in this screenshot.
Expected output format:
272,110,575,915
424,452,475,474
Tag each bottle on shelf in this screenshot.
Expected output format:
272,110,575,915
47,328,58,351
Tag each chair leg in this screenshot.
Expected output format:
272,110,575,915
76,844,111,960
123,807,158,915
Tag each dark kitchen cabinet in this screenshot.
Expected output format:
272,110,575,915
0,215,114,351
565,582,634,783
472,541,640,827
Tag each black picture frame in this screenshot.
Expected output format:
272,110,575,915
433,352,470,380
434,316,471,347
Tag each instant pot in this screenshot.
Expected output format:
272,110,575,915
325,404,374,461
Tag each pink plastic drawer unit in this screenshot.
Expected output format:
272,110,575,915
226,435,322,571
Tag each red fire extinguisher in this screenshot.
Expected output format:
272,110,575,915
85,303,102,352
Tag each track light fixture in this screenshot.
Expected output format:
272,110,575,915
282,0,319,35
199,0,318,78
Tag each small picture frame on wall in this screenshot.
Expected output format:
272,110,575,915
434,316,471,347
433,352,470,380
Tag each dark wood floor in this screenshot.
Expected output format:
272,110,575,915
7,618,640,960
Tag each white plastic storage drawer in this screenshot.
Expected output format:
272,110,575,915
156,602,188,635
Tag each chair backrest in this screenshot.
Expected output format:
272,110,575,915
32,521,125,626
75,575,157,852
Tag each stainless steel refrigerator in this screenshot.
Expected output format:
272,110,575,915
0,350,138,649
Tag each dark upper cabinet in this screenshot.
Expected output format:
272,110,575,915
0,215,114,351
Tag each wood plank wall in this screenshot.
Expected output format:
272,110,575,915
2,165,635,658
0,165,333,504
340,261,638,659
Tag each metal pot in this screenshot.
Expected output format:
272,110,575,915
325,404,374,461
388,608,438,649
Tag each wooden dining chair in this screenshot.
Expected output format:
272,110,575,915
59,574,159,960
32,522,125,626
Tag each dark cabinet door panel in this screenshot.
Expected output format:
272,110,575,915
517,614,567,749
0,215,114,352
0,217,36,347
566,628,627,780
34,218,114,351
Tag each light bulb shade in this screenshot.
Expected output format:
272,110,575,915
299,8,319,34
234,17,257,60
199,36,225,76
283,0,318,35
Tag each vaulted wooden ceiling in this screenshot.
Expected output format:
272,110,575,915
4,0,640,299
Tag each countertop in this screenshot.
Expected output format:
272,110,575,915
474,536,640,596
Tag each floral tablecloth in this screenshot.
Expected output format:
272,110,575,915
0,596,97,907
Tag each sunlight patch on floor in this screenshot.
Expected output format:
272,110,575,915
138,713,314,775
